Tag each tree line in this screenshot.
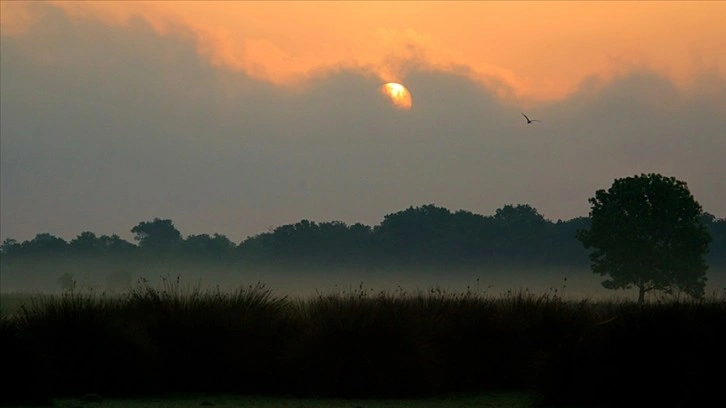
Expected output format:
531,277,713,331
2,203,724,268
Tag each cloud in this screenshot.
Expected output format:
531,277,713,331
1,2,725,243
4,1,724,102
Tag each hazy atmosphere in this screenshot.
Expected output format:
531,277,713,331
2,1,725,243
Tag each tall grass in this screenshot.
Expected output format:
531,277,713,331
1,278,724,407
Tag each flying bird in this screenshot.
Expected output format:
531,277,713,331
521,112,541,124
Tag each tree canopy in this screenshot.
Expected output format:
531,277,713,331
1,201,723,291
131,218,182,251
577,173,711,302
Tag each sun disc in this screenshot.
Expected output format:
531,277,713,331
379,82,412,110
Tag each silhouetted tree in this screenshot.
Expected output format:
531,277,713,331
448,210,497,260
373,205,456,263
70,232,103,255
576,174,711,303
550,217,591,265
0,238,22,256
712,218,726,264
702,213,726,265
491,204,551,261
183,233,235,258
236,219,373,266
3,203,722,283
317,221,372,264
237,232,276,262
68,232,136,273
131,218,182,252
23,233,69,255
493,204,548,229
97,234,136,254
270,219,320,260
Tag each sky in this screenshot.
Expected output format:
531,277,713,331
1,1,725,244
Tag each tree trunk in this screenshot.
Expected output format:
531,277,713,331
638,284,645,304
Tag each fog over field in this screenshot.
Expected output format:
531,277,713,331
3,259,725,303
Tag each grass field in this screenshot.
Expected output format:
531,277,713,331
2,279,724,407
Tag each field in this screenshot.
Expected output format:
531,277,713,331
2,278,724,408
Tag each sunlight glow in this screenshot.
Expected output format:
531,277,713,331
380,82,412,110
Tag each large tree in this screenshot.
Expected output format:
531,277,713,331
131,218,182,252
492,204,551,260
183,233,235,258
576,173,711,303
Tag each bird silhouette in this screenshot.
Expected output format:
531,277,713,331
521,112,540,124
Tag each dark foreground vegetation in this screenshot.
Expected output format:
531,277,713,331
2,279,724,407
48,392,536,408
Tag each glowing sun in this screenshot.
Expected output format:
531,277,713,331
379,82,412,110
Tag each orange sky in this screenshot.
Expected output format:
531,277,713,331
2,1,725,102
